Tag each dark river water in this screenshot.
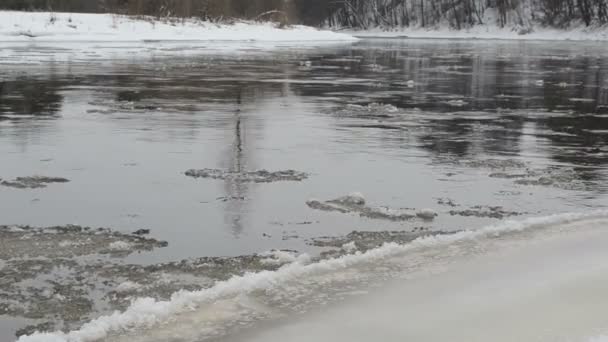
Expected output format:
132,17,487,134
1,39,608,341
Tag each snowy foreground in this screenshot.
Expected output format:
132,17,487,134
231,213,608,342
0,11,356,42
17,211,608,342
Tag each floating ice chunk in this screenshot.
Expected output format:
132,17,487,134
569,98,595,103
20,211,608,342
116,281,142,293
330,103,402,118
260,250,298,265
306,199,350,213
307,193,427,222
185,169,308,183
331,192,366,206
341,241,357,252
108,241,133,251
0,175,69,189
362,207,416,221
406,80,415,88
416,208,438,220
446,99,468,107
58,240,85,248
7,225,25,232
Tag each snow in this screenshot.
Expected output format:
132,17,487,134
334,192,366,206
348,22,608,41
0,11,357,43
108,241,133,251
346,7,608,42
233,216,608,342
341,241,358,252
116,281,142,293
259,250,299,265
415,208,438,220
17,210,608,342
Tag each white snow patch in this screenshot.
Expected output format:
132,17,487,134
260,250,299,265
569,98,596,103
7,225,25,232
348,21,608,41
0,11,357,43
416,208,438,220
116,281,142,293
108,241,133,251
446,99,468,107
336,192,366,206
367,206,415,218
18,210,608,342
341,241,358,252
58,240,86,248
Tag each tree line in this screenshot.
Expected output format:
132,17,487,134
1,0,606,28
321,0,608,29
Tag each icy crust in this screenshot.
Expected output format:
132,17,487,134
0,176,69,189
434,198,525,219
449,206,523,219
453,158,593,191
310,229,450,255
185,169,309,183
0,225,167,259
306,193,437,221
348,20,608,42
329,103,404,119
1,223,298,338
17,211,608,342
0,225,170,337
0,11,357,43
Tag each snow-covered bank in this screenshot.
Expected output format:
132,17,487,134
349,24,608,41
0,11,357,42
343,5,608,41
17,211,608,342
229,215,608,342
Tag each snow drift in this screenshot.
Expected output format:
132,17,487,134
0,11,357,42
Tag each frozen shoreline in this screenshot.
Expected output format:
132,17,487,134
17,211,608,342
346,23,608,41
0,11,357,43
226,214,608,342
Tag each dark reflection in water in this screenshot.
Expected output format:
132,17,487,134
223,86,249,237
1,39,607,193
0,78,64,116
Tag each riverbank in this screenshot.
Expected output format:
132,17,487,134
0,11,357,42
346,22,608,41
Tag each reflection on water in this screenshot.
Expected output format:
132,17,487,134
223,86,249,237
0,39,607,258
0,77,63,116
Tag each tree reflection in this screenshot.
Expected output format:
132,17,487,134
0,78,63,116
